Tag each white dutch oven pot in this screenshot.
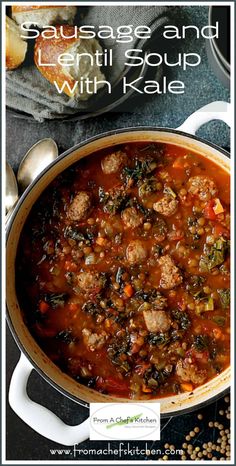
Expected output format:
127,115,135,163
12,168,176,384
6,101,231,446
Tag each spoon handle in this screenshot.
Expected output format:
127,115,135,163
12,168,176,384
5,202,18,225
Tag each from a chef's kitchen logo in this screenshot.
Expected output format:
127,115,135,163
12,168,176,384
106,413,143,429
90,403,160,440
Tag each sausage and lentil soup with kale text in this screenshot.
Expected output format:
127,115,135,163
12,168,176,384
16,142,230,399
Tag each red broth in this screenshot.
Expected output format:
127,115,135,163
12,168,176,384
16,142,230,399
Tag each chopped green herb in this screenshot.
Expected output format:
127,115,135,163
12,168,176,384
212,316,226,327
204,296,214,311
199,238,230,272
163,186,177,198
218,289,230,309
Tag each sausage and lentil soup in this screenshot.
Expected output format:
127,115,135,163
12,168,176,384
16,142,230,399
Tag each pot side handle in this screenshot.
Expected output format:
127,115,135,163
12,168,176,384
9,352,90,446
177,101,231,134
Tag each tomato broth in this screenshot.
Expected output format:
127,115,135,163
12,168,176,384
16,142,230,399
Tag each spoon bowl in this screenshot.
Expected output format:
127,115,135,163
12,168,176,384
6,162,18,215
17,138,58,192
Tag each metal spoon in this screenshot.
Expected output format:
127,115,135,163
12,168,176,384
17,138,58,192
6,161,19,216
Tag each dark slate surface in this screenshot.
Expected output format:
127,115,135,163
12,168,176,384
6,5,230,462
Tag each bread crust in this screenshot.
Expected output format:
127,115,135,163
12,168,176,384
12,6,70,12
34,26,81,97
6,16,27,70
12,6,77,28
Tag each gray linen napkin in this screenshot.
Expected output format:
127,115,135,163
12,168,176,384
6,5,170,122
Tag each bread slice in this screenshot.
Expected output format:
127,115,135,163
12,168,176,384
12,6,77,28
6,16,27,70
34,26,106,100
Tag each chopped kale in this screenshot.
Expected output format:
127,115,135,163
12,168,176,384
135,289,167,309
64,226,93,244
193,334,209,351
144,364,173,389
152,292,168,310
152,217,167,239
64,226,85,242
44,292,68,308
170,329,185,341
107,333,131,373
99,187,128,215
186,275,210,303
148,333,170,346
56,329,74,344
187,216,197,227
218,289,230,309
122,158,157,184
171,309,191,330
83,301,103,317
138,177,162,198
212,316,226,327
199,238,230,272
153,244,163,257
65,271,76,286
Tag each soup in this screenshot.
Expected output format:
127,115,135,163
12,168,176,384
16,142,230,399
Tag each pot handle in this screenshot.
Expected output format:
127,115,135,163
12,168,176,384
9,352,90,446
177,101,231,134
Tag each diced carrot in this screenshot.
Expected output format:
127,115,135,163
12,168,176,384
105,318,112,329
172,157,184,169
213,223,226,237
64,261,77,272
203,200,217,220
124,284,134,298
39,300,50,314
213,327,223,340
181,382,193,392
96,237,107,246
142,384,152,393
131,343,141,354
68,303,78,312
213,198,224,215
